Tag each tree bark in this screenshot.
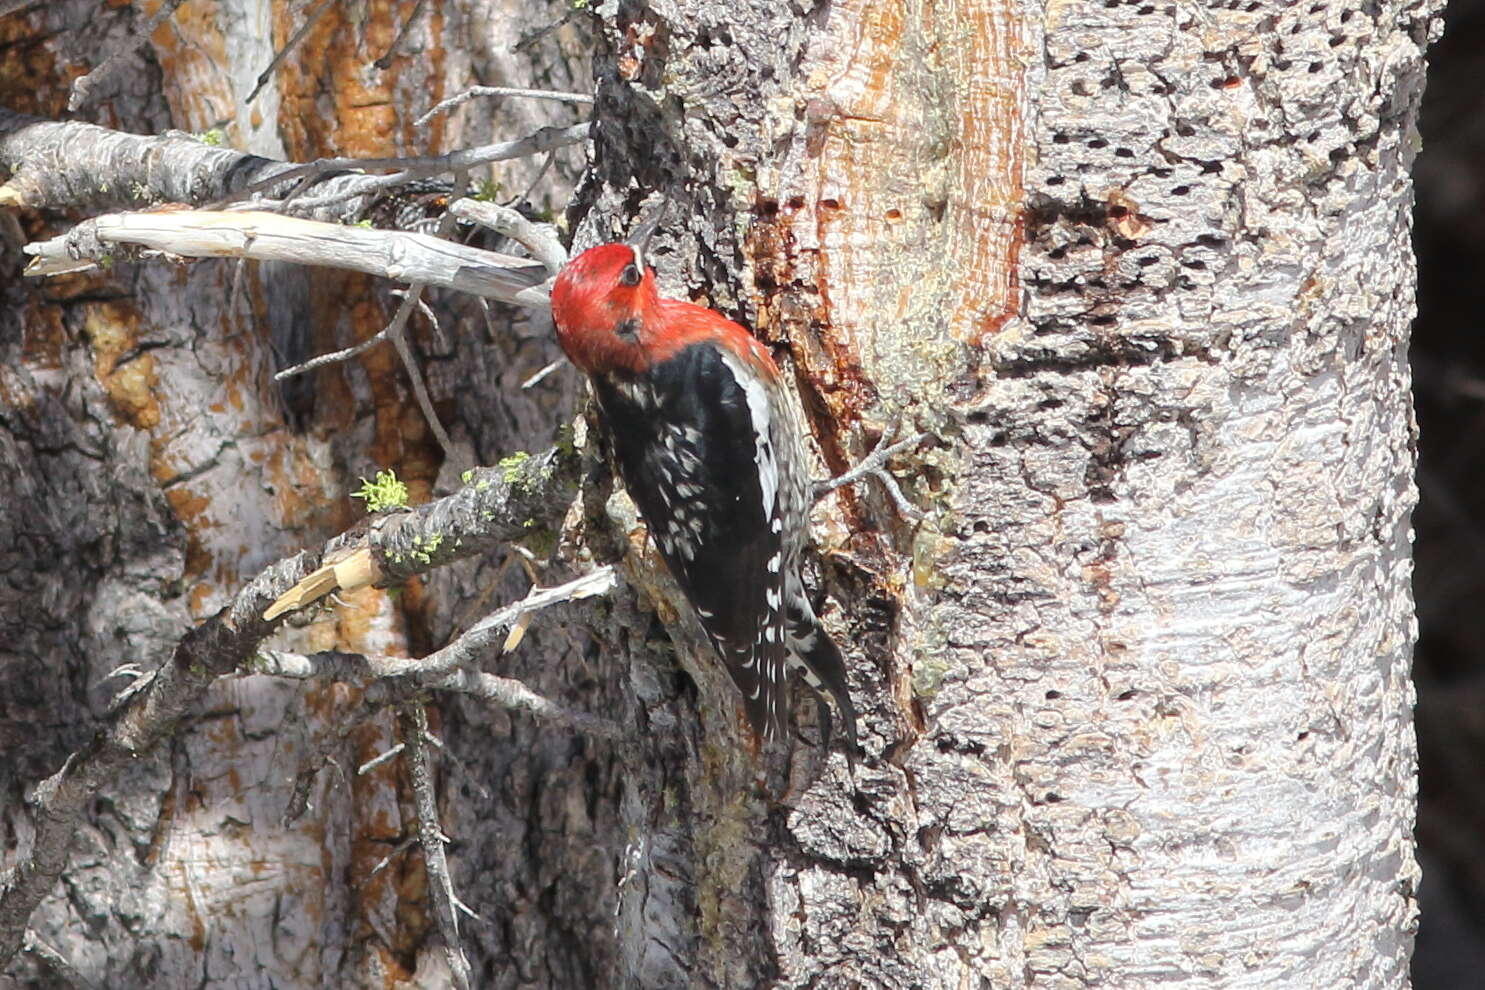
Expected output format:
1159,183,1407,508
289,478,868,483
0,0,1436,988
580,0,1435,986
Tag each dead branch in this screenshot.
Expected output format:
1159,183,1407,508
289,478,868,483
245,0,336,103
450,198,567,274
252,568,622,742
416,85,594,127
0,442,582,968
372,0,432,71
0,107,587,222
214,122,591,208
376,169,474,458
402,703,473,990
20,209,552,309
68,0,190,112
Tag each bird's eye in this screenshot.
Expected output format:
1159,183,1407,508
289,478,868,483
619,263,642,287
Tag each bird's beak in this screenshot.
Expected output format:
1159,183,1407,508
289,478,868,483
627,202,666,272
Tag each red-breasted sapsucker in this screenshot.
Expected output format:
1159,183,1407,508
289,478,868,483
550,240,858,757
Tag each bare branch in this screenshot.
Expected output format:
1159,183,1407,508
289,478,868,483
372,0,431,71
368,836,418,878
450,198,567,274
251,647,625,740
388,283,455,453
357,743,406,776
21,209,553,309
68,0,191,112
273,323,396,380
0,442,580,968
246,0,335,103
401,703,472,990
415,86,594,127
521,359,565,390
215,123,591,207
0,108,586,220
377,169,474,458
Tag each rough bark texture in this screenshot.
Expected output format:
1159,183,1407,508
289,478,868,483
579,0,1435,986
2,2,608,988
0,0,1436,988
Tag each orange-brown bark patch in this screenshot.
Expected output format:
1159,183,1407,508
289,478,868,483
19,301,65,371
164,484,214,579
84,300,163,430
145,0,233,132
0,11,69,116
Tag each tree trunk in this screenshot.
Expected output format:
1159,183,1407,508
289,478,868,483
0,0,1435,987
581,0,1434,985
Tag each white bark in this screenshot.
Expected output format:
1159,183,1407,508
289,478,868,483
22,209,551,307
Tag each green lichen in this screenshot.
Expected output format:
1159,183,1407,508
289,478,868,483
195,128,225,146
352,469,409,512
499,451,532,484
409,533,444,565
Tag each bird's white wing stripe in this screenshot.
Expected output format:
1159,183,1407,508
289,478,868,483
718,350,778,527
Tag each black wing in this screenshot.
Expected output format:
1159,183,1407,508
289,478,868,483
593,344,789,739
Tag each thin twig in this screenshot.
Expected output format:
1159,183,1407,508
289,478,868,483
213,123,590,207
429,567,618,676
250,171,408,215
513,9,580,52
387,283,454,454
401,704,472,990
814,427,927,520
450,199,567,274
521,359,564,390
515,149,558,208
275,325,395,380
416,86,594,127
357,743,405,776
378,167,471,457
369,836,418,878
69,0,191,111
246,0,335,103
372,0,430,70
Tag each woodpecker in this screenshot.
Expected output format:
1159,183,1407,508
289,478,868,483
550,238,859,757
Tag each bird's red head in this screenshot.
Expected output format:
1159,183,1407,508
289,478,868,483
550,240,782,380
550,242,661,377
